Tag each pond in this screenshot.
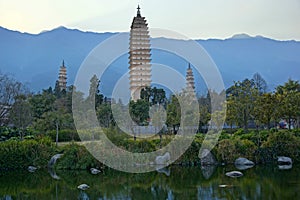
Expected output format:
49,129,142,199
0,165,299,199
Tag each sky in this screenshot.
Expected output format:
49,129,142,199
0,0,300,40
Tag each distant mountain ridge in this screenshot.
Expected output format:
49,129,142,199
0,26,299,95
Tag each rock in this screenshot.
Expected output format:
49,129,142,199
199,149,217,166
155,152,170,165
77,184,89,190
156,167,170,176
225,171,243,178
219,184,233,188
278,164,292,170
201,165,216,179
28,166,37,173
278,156,292,165
235,164,254,171
234,158,254,170
48,154,64,168
90,168,101,175
48,167,60,180
234,157,254,166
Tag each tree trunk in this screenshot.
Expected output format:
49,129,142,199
56,121,59,147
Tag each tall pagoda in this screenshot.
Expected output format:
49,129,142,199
58,60,67,91
129,5,152,101
186,63,195,94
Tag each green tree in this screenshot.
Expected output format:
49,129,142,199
96,103,112,128
253,93,277,129
226,79,258,131
88,74,103,108
166,95,181,134
141,86,166,106
29,90,56,120
129,99,150,125
198,94,211,133
275,79,300,129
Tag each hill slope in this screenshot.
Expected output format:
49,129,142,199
0,26,299,95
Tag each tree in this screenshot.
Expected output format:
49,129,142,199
225,98,237,132
166,95,181,134
253,93,277,129
0,73,24,125
150,104,166,143
252,73,267,94
96,103,112,128
198,94,211,133
9,94,33,139
129,99,150,125
275,79,300,129
226,79,258,131
141,86,167,106
29,90,56,120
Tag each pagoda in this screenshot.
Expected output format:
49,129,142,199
129,5,152,101
58,60,67,91
186,63,195,94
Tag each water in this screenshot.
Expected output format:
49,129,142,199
0,165,299,199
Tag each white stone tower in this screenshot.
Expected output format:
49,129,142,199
186,63,195,94
129,5,152,101
58,60,67,91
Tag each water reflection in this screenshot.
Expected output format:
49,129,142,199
0,165,300,199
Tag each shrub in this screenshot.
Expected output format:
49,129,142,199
0,137,55,170
262,131,300,162
56,143,102,170
215,138,258,164
47,129,80,142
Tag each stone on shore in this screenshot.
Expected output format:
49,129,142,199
77,184,89,190
90,168,101,175
28,166,37,173
278,156,292,165
155,152,170,165
225,171,243,178
199,149,218,166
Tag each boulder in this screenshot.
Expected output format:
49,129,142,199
225,171,243,178
156,167,170,176
155,152,170,165
77,184,89,190
234,158,254,170
234,157,254,166
28,166,37,173
278,164,292,170
278,156,292,165
235,164,254,171
201,165,216,179
48,167,60,180
90,168,101,175
48,154,64,168
199,149,217,166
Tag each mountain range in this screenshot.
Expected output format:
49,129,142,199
0,26,299,96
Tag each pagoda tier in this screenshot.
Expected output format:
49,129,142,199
129,5,152,101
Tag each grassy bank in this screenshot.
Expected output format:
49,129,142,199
0,128,300,170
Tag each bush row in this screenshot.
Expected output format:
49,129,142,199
0,137,55,170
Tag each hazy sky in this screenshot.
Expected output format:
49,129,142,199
0,0,299,40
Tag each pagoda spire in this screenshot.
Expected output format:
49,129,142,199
137,5,141,17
